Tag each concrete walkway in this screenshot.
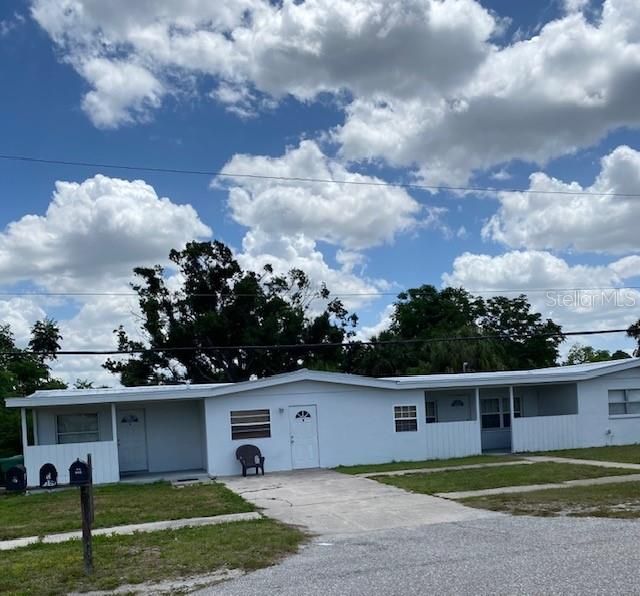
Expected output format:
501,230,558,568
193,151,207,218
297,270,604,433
0,511,261,551
436,472,640,499
221,469,497,535
358,459,533,477
523,455,640,470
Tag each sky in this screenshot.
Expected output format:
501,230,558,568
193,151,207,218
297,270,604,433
1,0,640,386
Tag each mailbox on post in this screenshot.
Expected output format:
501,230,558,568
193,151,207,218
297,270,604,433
39,463,58,488
69,459,90,486
5,465,27,492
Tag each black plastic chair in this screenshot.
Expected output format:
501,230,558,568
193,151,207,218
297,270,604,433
236,444,265,477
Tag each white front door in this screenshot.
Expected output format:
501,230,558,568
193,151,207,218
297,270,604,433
117,409,148,473
289,405,320,469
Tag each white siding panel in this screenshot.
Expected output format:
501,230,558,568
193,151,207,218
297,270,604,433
425,421,481,459
512,415,579,452
24,441,119,486
606,417,640,446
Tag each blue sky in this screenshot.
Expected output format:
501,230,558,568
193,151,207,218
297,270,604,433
1,0,639,384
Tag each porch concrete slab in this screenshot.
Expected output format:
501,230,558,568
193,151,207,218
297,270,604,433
221,469,497,535
119,469,212,485
436,472,640,499
358,459,533,477
524,455,640,470
0,511,261,551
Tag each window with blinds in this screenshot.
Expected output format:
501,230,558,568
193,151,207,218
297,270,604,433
230,409,271,440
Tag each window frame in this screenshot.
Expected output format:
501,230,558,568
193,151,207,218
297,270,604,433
425,399,438,424
608,389,640,417
394,404,418,432
481,396,520,430
230,409,271,440
56,413,100,445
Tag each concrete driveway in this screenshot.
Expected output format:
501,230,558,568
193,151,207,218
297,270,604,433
221,469,496,535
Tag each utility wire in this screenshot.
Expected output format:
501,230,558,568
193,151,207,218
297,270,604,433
2,327,630,357
1,286,640,298
0,153,637,198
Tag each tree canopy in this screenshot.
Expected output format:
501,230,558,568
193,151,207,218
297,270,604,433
104,241,358,385
0,319,66,457
627,321,640,357
564,343,631,365
349,286,564,376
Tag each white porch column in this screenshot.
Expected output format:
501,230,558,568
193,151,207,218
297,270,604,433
475,387,480,422
111,403,121,478
111,403,118,446
33,410,39,445
509,385,515,453
20,408,29,451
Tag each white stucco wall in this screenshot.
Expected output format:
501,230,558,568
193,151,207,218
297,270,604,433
205,380,479,476
576,368,640,448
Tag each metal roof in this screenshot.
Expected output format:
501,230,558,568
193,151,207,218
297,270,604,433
5,359,639,408
383,359,640,388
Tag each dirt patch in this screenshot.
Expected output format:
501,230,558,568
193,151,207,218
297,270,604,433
70,568,244,595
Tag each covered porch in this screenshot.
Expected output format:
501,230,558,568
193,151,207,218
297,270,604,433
423,382,580,456
19,399,207,487
478,383,579,453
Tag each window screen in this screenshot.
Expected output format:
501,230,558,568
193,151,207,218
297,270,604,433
57,414,99,444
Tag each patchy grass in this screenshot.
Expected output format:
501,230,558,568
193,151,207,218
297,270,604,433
373,462,637,495
462,481,640,519
1,518,305,596
334,454,522,475
534,444,640,464
0,481,254,541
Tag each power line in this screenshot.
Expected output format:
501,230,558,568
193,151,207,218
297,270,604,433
0,153,637,198
1,286,639,299
3,327,630,357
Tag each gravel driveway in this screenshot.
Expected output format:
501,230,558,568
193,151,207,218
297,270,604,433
200,515,640,595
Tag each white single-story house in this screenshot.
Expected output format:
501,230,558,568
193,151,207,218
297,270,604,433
6,359,640,486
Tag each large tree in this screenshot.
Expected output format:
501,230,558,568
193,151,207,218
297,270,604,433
104,241,357,385
349,286,564,376
0,319,65,456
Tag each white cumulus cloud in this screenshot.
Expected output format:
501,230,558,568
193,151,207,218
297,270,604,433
0,174,211,290
484,145,640,254
30,0,640,182
219,140,422,251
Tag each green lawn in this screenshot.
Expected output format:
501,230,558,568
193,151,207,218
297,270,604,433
1,518,305,595
334,454,522,475
535,444,640,464
373,462,637,495
0,481,254,541
462,481,640,519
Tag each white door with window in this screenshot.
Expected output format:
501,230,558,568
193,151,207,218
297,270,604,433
289,405,319,469
117,409,148,473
